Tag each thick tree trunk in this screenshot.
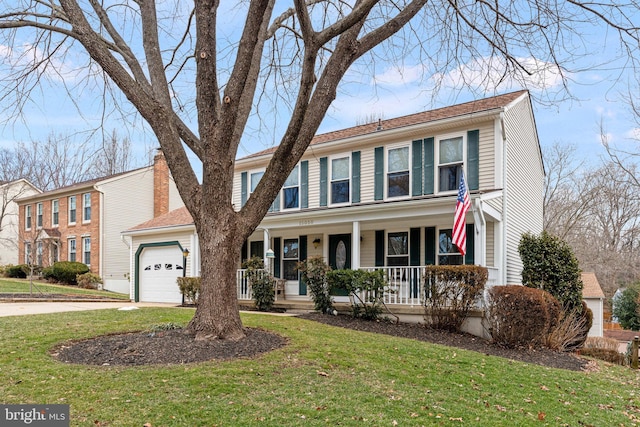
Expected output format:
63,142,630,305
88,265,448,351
185,219,245,341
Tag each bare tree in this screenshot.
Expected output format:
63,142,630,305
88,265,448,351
92,129,134,176
1,1,638,340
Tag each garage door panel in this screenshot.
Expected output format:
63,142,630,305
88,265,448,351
139,246,184,303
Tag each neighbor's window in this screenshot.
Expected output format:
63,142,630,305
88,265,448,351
438,229,463,265
52,200,59,227
387,146,410,198
83,193,91,222
25,242,32,264
387,231,409,266
282,238,299,280
25,205,32,230
331,156,350,204
36,203,43,228
438,136,464,192
51,242,59,263
282,165,299,209
83,237,91,266
68,239,76,262
68,196,77,224
36,241,43,266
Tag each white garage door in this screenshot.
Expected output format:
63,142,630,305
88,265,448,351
139,245,184,303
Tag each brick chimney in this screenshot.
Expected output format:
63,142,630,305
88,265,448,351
153,148,170,218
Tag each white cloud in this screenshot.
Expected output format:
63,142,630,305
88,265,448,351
371,64,429,87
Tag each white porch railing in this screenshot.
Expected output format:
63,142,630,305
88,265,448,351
237,265,500,305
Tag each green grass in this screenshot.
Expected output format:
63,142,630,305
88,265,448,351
1,308,639,426
0,277,129,299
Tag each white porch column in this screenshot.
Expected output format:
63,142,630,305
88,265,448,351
472,199,486,267
262,228,270,267
352,221,361,270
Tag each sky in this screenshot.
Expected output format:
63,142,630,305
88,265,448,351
0,3,638,172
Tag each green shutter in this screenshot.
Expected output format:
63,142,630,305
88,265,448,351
351,151,361,203
465,224,475,265
240,172,248,207
467,130,479,191
425,226,436,265
320,157,328,207
241,240,248,264
412,140,423,197
375,230,385,267
374,147,384,200
423,137,434,195
301,161,309,209
410,228,421,266
273,237,281,278
299,235,307,295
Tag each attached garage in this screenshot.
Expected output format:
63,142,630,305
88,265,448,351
137,244,185,303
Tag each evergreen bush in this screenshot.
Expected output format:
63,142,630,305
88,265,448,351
242,256,274,311
49,261,90,285
4,264,28,278
297,256,333,314
327,269,387,320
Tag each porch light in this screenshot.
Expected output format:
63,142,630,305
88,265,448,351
182,248,190,258
312,238,321,249
266,249,275,259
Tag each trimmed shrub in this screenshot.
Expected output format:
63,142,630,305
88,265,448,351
242,256,274,311
41,266,55,281
177,277,200,305
4,264,28,278
580,347,626,365
423,265,488,332
297,256,333,314
76,272,103,290
519,231,583,313
612,283,640,330
486,285,562,348
327,269,387,320
49,261,90,285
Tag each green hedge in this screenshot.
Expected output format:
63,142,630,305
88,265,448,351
48,261,90,285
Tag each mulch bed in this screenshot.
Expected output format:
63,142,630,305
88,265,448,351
52,312,589,371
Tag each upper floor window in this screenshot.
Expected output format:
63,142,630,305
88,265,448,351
68,196,77,224
68,239,76,262
52,200,59,227
250,171,264,195
83,237,91,266
331,156,350,204
282,238,299,280
438,228,463,265
387,231,409,266
36,202,43,228
438,136,464,192
282,165,299,210
25,205,32,230
387,146,410,198
83,193,91,222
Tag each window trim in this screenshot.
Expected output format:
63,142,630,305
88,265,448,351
82,236,91,266
386,230,409,266
68,238,77,262
385,143,411,200
281,165,300,211
329,154,351,206
435,132,466,195
68,196,77,225
82,193,91,223
52,199,59,227
248,169,265,196
282,238,299,280
36,202,43,228
436,227,464,266
25,205,32,230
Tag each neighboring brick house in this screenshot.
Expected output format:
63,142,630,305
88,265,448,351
17,150,184,293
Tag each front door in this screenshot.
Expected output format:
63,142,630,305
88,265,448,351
329,234,351,296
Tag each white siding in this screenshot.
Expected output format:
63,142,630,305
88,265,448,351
503,96,544,284
168,176,184,211
486,221,495,267
0,181,40,264
477,122,496,190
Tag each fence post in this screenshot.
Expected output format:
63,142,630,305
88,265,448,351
633,336,639,369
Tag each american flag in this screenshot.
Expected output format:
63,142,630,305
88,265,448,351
452,175,471,256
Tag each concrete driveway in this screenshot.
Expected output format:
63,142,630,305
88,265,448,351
0,301,180,317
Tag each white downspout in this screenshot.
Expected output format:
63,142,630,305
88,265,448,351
500,112,508,286
474,198,486,267
94,185,105,281
120,234,133,299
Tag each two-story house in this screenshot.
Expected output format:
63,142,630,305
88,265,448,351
0,179,41,264
123,90,544,312
18,150,184,293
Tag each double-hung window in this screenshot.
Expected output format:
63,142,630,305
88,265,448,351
36,203,43,228
51,242,59,263
282,238,299,280
83,193,91,222
387,146,410,198
438,136,464,192
25,205,32,230
25,242,32,264
69,239,76,262
438,229,464,265
250,171,264,195
83,237,91,266
52,200,59,227
282,165,299,210
387,232,409,266
36,241,43,266
68,196,77,224
330,156,350,204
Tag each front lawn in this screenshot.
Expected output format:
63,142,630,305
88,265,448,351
0,277,129,299
1,308,639,426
